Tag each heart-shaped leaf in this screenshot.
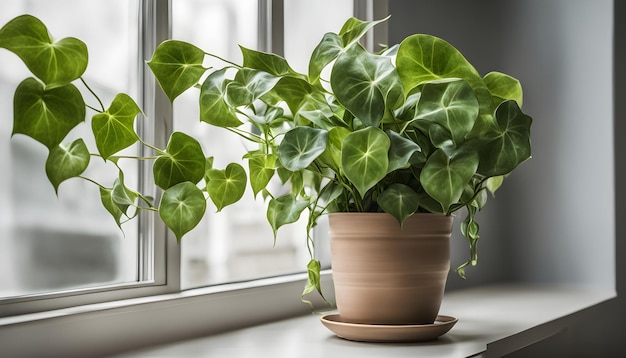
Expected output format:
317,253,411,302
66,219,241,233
420,148,479,213
341,126,390,197
338,16,389,47
278,127,328,171
483,71,523,108
272,77,334,128
92,93,141,160
477,100,532,176
153,132,206,189
240,46,301,77
415,79,479,146
377,183,420,225
331,44,403,127
111,171,139,216
486,175,504,196
159,181,207,241
387,130,421,173
272,77,315,113
267,193,309,238
308,32,343,83
100,187,125,229
0,15,88,85
206,163,247,211
200,69,242,128
226,68,280,107
13,78,85,149
248,154,276,197
396,34,493,115
301,259,330,307
318,126,350,172
148,40,207,102
45,138,90,193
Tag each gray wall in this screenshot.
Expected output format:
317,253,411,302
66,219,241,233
389,0,615,291
390,1,625,355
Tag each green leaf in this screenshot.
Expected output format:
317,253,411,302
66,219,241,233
267,193,309,238
301,259,330,308
272,77,315,113
318,126,350,172
200,68,242,128
111,173,138,216
0,15,88,85
278,127,328,171
45,138,90,193
387,130,421,173
13,78,85,149
203,156,215,184
240,46,301,77
456,206,480,278
272,77,335,128
484,71,523,108
420,148,479,213
147,40,207,102
226,68,280,107
308,32,343,83
415,79,479,146
241,104,284,127
396,34,493,115
154,132,206,189
486,175,504,196
248,154,276,197
100,187,124,229
331,44,403,127
206,163,247,211
377,183,420,225
477,100,532,177
159,182,207,241
341,127,390,197
91,93,141,160
338,16,389,47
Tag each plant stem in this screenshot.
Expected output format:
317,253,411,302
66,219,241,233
80,77,105,112
138,137,166,155
86,104,103,113
79,176,106,189
206,52,241,68
225,126,263,143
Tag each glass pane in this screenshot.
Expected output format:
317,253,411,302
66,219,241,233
174,0,352,289
0,0,140,298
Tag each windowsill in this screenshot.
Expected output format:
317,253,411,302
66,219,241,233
114,284,614,358
0,279,615,357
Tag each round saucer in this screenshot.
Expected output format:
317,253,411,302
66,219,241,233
320,314,458,343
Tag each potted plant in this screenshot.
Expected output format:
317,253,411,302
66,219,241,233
0,14,531,337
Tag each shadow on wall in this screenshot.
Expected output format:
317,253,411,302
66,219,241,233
389,0,615,290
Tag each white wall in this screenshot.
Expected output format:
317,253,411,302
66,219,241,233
389,0,615,290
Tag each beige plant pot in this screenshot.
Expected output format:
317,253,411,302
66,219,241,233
329,212,453,325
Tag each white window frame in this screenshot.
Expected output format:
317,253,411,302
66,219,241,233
0,0,179,317
0,2,391,355
1,0,379,318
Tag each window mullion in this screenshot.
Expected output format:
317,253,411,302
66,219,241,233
137,0,179,288
258,0,283,55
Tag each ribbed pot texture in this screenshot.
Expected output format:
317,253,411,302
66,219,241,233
329,212,453,325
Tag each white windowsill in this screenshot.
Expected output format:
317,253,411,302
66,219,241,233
0,278,615,358
112,284,615,358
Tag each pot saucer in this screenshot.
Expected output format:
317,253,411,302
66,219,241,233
320,314,458,343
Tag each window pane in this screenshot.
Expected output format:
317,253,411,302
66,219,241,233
0,0,141,298
174,0,352,289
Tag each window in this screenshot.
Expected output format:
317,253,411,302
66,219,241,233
0,0,142,299
0,0,354,315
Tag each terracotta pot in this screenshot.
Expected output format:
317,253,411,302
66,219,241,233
329,212,453,325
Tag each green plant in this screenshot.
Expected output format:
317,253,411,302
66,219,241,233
0,15,531,302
